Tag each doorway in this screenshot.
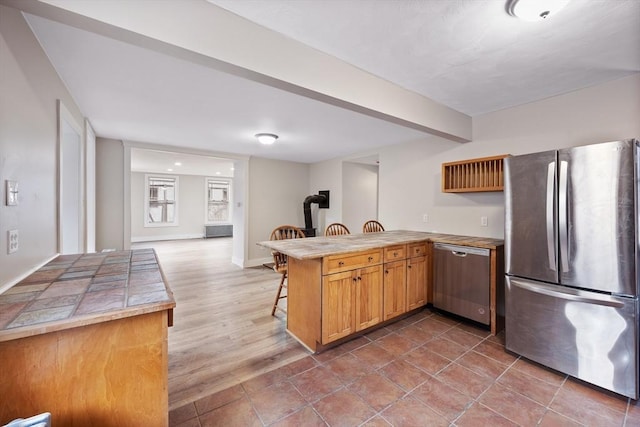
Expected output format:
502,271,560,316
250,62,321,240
58,100,84,254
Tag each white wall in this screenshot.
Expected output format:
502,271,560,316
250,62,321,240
0,6,84,288
232,159,248,266
130,172,209,241
376,74,640,238
342,162,378,233
95,138,125,251
248,157,309,264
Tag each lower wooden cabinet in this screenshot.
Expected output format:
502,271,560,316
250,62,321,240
287,241,431,352
322,265,383,344
407,254,428,310
383,260,407,320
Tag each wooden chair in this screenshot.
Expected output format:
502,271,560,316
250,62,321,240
363,220,385,233
270,225,306,316
325,223,350,236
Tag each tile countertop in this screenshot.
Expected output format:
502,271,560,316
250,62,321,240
0,248,175,342
257,230,504,260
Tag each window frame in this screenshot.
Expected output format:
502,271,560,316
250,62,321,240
204,177,232,225
144,174,179,227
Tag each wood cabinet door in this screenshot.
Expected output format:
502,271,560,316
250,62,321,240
383,260,406,320
355,265,383,331
322,271,356,343
407,255,428,310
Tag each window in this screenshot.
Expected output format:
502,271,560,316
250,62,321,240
206,178,231,223
145,175,178,227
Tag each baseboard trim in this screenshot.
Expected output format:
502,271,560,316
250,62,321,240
131,234,204,243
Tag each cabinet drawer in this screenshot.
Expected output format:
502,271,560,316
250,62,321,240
323,250,382,275
384,245,407,262
408,242,428,258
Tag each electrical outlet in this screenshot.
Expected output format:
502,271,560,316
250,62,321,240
8,229,18,254
480,216,488,227
422,214,429,223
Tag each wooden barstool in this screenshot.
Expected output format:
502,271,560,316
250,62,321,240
270,225,306,316
325,223,350,236
363,220,385,233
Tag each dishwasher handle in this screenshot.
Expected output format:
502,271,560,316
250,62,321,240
434,243,490,257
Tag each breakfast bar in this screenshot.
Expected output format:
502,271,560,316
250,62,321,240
259,230,504,352
0,249,175,426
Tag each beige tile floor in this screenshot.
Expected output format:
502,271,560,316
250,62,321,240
169,309,640,427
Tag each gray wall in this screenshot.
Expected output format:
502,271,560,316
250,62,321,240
248,157,310,264
341,162,378,233
0,6,84,288
95,138,125,251
130,172,211,241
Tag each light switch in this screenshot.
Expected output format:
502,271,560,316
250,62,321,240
5,180,18,206
480,216,488,227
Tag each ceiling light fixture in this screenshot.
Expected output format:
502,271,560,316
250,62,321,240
508,0,571,21
255,133,278,145
174,162,182,166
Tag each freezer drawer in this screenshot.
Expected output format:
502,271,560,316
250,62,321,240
433,243,490,325
506,276,638,399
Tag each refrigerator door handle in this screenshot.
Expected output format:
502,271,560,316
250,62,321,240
558,160,569,272
511,279,625,308
546,162,556,271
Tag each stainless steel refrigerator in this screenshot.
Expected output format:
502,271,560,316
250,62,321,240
504,138,639,399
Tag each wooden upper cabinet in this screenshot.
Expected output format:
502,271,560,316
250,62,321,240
442,154,509,193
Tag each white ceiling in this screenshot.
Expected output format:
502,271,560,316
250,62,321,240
211,0,640,116
130,149,235,178
23,0,640,166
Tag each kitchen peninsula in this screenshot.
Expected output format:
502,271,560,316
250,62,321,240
0,249,175,426
259,230,503,352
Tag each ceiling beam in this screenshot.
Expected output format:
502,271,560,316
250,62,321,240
4,0,472,142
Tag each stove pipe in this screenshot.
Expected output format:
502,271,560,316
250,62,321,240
303,194,327,231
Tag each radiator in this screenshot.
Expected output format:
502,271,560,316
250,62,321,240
205,224,233,238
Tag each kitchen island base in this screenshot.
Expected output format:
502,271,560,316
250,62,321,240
259,231,504,353
0,310,169,426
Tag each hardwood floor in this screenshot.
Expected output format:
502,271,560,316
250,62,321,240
132,238,309,410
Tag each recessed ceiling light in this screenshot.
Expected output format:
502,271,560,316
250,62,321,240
174,162,182,166
215,171,221,175
167,168,173,172
230,167,235,171
255,133,278,145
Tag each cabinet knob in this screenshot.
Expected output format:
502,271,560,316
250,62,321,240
408,265,412,269
353,277,357,282
357,276,362,281
368,256,373,262
338,261,344,266
385,270,389,274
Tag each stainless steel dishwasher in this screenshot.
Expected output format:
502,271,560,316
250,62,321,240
433,243,490,325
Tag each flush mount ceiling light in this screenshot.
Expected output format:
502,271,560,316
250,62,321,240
255,133,278,145
508,0,571,21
